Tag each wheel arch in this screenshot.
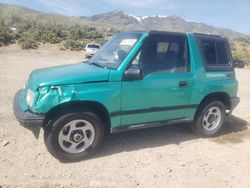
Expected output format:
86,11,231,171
195,92,231,117
43,100,111,132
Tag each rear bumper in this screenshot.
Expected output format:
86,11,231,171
13,90,45,137
230,97,240,111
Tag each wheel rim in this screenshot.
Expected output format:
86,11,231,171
202,106,222,131
58,119,95,154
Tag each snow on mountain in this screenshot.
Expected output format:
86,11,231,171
124,12,170,23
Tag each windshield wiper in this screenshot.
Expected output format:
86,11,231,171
90,62,104,68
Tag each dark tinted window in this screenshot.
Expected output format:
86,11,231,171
202,41,217,65
216,42,229,65
138,34,189,75
88,44,100,49
200,39,231,66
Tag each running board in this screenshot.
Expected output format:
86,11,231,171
111,118,193,133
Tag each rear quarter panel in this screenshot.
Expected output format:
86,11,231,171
187,34,238,107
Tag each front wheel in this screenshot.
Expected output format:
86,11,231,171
192,100,225,137
44,111,104,162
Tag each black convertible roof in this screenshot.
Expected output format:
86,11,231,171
148,30,223,38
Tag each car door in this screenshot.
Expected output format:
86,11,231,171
120,32,195,126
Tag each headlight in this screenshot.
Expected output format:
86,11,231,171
26,89,35,106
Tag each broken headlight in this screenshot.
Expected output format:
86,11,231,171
26,89,35,107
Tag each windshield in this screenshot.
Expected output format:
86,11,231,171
87,44,100,49
89,32,143,69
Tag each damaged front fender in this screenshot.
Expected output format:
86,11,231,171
32,85,79,113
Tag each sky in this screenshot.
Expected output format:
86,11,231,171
0,0,250,34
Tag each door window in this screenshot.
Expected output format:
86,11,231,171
132,34,190,75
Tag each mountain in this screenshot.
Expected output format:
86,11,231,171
0,3,99,29
0,3,244,39
89,10,144,31
89,10,244,39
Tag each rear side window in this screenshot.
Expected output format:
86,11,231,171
202,41,217,65
197,35,232,70
216,42,229,65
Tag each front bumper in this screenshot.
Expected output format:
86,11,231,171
13,90,45,138
230,96,240,111
85,53,94,58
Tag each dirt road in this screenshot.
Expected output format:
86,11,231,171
0,45,250,188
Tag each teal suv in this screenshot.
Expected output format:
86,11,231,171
13,31,240,161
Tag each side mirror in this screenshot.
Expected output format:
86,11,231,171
123,67,143,81
233,60,245,68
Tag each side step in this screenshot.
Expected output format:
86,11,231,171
111,118,193,133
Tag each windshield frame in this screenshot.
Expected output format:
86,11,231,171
88,31,146,70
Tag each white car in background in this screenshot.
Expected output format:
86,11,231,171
84,43,101,59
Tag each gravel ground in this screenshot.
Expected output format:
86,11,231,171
0,45,250,188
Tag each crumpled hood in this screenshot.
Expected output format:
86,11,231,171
29,62,110,87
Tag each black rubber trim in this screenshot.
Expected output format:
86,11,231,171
110,104,199,117
149,30,187,37
230,96,240,111
51,80,109,87
111,117,193,133
226,72,235,78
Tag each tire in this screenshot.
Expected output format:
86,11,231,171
192,99,225,137
44,111,104,162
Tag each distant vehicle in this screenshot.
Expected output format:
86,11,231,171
84,43,101,59
233,59,245,68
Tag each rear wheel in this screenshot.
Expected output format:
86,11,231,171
44,111,104,162
192,99,225,137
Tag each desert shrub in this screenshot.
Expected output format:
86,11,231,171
68,29,103,41
0,27,15,46
63,39,84,51
95,38,107,45
88,31,103,39
15,26,65,44
68,29,87,40
18,34,39,49
231,37,250,67
0,24,105,50
235,36,250,45
51,25,65,39
41,31,61,43
233,51,250,66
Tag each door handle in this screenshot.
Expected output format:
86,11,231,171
179,81,188,87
